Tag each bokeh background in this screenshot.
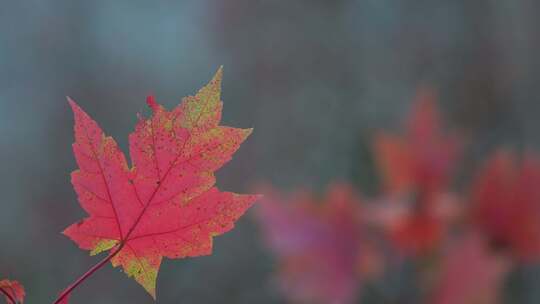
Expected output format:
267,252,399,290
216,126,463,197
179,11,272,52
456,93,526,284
1,1,540,303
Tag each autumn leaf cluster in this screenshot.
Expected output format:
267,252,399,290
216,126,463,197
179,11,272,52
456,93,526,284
255,89,540,304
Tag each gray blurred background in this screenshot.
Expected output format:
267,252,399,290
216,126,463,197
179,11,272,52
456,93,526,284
1,1,540,303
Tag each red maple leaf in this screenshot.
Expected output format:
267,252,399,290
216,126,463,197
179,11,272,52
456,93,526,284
472,150,540,261
256,184,377,304
61,68,259,300
372,88,463,255
374,87,462,196
0,279,25,304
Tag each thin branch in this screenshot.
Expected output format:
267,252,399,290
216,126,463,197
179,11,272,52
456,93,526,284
52,243,125,304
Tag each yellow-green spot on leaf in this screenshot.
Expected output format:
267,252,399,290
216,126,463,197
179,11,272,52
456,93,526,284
181,67,223,129
124,257,158,299
90,239,118,256
163,119,173,132
243,128,254,137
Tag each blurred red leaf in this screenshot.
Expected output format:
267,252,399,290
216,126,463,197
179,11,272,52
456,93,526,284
372,88,463,255
256,184,377,304
374,87,462,196
429,234,510,304
62,68,259,300
472,150,540,261
0,279,25,304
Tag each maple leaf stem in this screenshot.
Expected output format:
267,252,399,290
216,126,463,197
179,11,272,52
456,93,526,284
52,243,125,304
0,286,17,304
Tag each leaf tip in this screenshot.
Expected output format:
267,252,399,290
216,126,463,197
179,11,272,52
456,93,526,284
66,96,79,110
210,66,223,88
243,127,254,138
66,97,88,124
146,95,160,113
